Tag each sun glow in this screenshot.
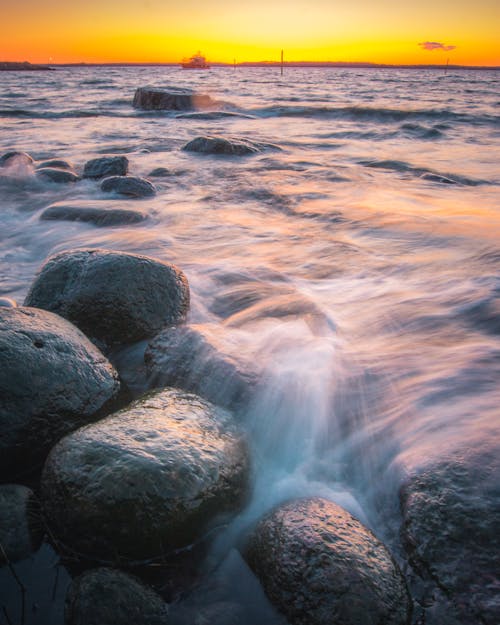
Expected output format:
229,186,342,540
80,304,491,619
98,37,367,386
1,0,499,65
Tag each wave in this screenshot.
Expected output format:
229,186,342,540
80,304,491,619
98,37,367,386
359,159,492,186
249,104,500,127
0,108,133,119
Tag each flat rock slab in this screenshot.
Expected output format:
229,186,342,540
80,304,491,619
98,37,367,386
24,248,189,347
245,497,411,625
66,568,169,625
83,156,129,179
42,388,250,561
145,323,259,412
0,306,120,477
0,484,41,563
41,201,148,226
101,175,156,198
133,87,213,111
182,135,279,156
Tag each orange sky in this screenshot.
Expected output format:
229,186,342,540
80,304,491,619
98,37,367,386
2,0,499,65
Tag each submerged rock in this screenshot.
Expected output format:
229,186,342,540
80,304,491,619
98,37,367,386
36,167,80,183
101,175,156,198
65,568,169,625
400,447,500,625
82,156,128,179
0,306,120,477
182,135,266,156
148,167,173,177
40,202,147,226
42,388,250,561
24,248,189,347
145,324,259,412
36,159,74,171
0,484,41,563
0,151,34,167
0,296,17,307
133,86,213,111
245,497,411,625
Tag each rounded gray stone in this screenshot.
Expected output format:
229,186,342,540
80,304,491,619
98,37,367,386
40,203,147,226
36,159,74,170
101,175,156,198
0,484,41,563
0,306,120,476
0,296,17,307
65,568,169,625
36,167,80,183
182,136,261,155
245,497,412,625
133,87,213,111
24,248,190,347
82,156,128,179
0,151,34,167
42,388,250,561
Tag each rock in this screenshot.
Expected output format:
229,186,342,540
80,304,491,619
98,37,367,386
82,156,128,179
245,497,411,625
36,167,80,183
65,568,169,625
40,202,147,226
182,136,263,156
148,167,172,177
0,296,17,307
145,324,258,412
0,484,41,563
24,248,189,347
0,307,120,477
41,388,250,561
101,175,156,198
36,159,74,170
133,86,213,111
0,151,34,167
400,447,500,625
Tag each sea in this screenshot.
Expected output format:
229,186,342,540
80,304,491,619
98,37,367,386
0,66,499,624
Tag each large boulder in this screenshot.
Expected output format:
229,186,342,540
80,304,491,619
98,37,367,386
245,497,411,625
42,388,250,561
0,484,41,563
133,87,213,111
24,249,189,347
65,568,169,625
0,307,120,477
400,447,500,625
83,156,128,179
101,175,156,198
145,324,259,412
40,201,147,226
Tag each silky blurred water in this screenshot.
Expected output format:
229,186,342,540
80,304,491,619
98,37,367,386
1,66,499,623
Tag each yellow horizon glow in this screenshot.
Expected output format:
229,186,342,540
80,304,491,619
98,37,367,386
2,0,499,66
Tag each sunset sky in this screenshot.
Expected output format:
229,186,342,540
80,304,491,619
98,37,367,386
2,0,499,66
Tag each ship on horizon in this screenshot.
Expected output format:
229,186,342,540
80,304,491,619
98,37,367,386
181,52,210,69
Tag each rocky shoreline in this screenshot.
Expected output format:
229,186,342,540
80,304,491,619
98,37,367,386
1,142,498,625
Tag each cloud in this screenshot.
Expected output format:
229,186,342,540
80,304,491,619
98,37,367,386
419,41,456,52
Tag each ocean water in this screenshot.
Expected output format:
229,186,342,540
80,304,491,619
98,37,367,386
0,66,499,623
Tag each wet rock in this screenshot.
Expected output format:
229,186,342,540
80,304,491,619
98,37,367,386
245,497,411,625
0,151,34,167
0,307,120,477
0,484,41,563
83,156,128,179
133,86,213,111
400,447,500,625
41,201,147,226
0,296,17,307
36,159,74,170
148,167,172,177
65,568,169,625
182,135,265,156
36,167,80,183
101,175,156,198
24,248,189,347
145,324,259,412
42,388,250,561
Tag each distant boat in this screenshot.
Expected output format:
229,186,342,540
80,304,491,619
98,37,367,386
181,52,210,70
